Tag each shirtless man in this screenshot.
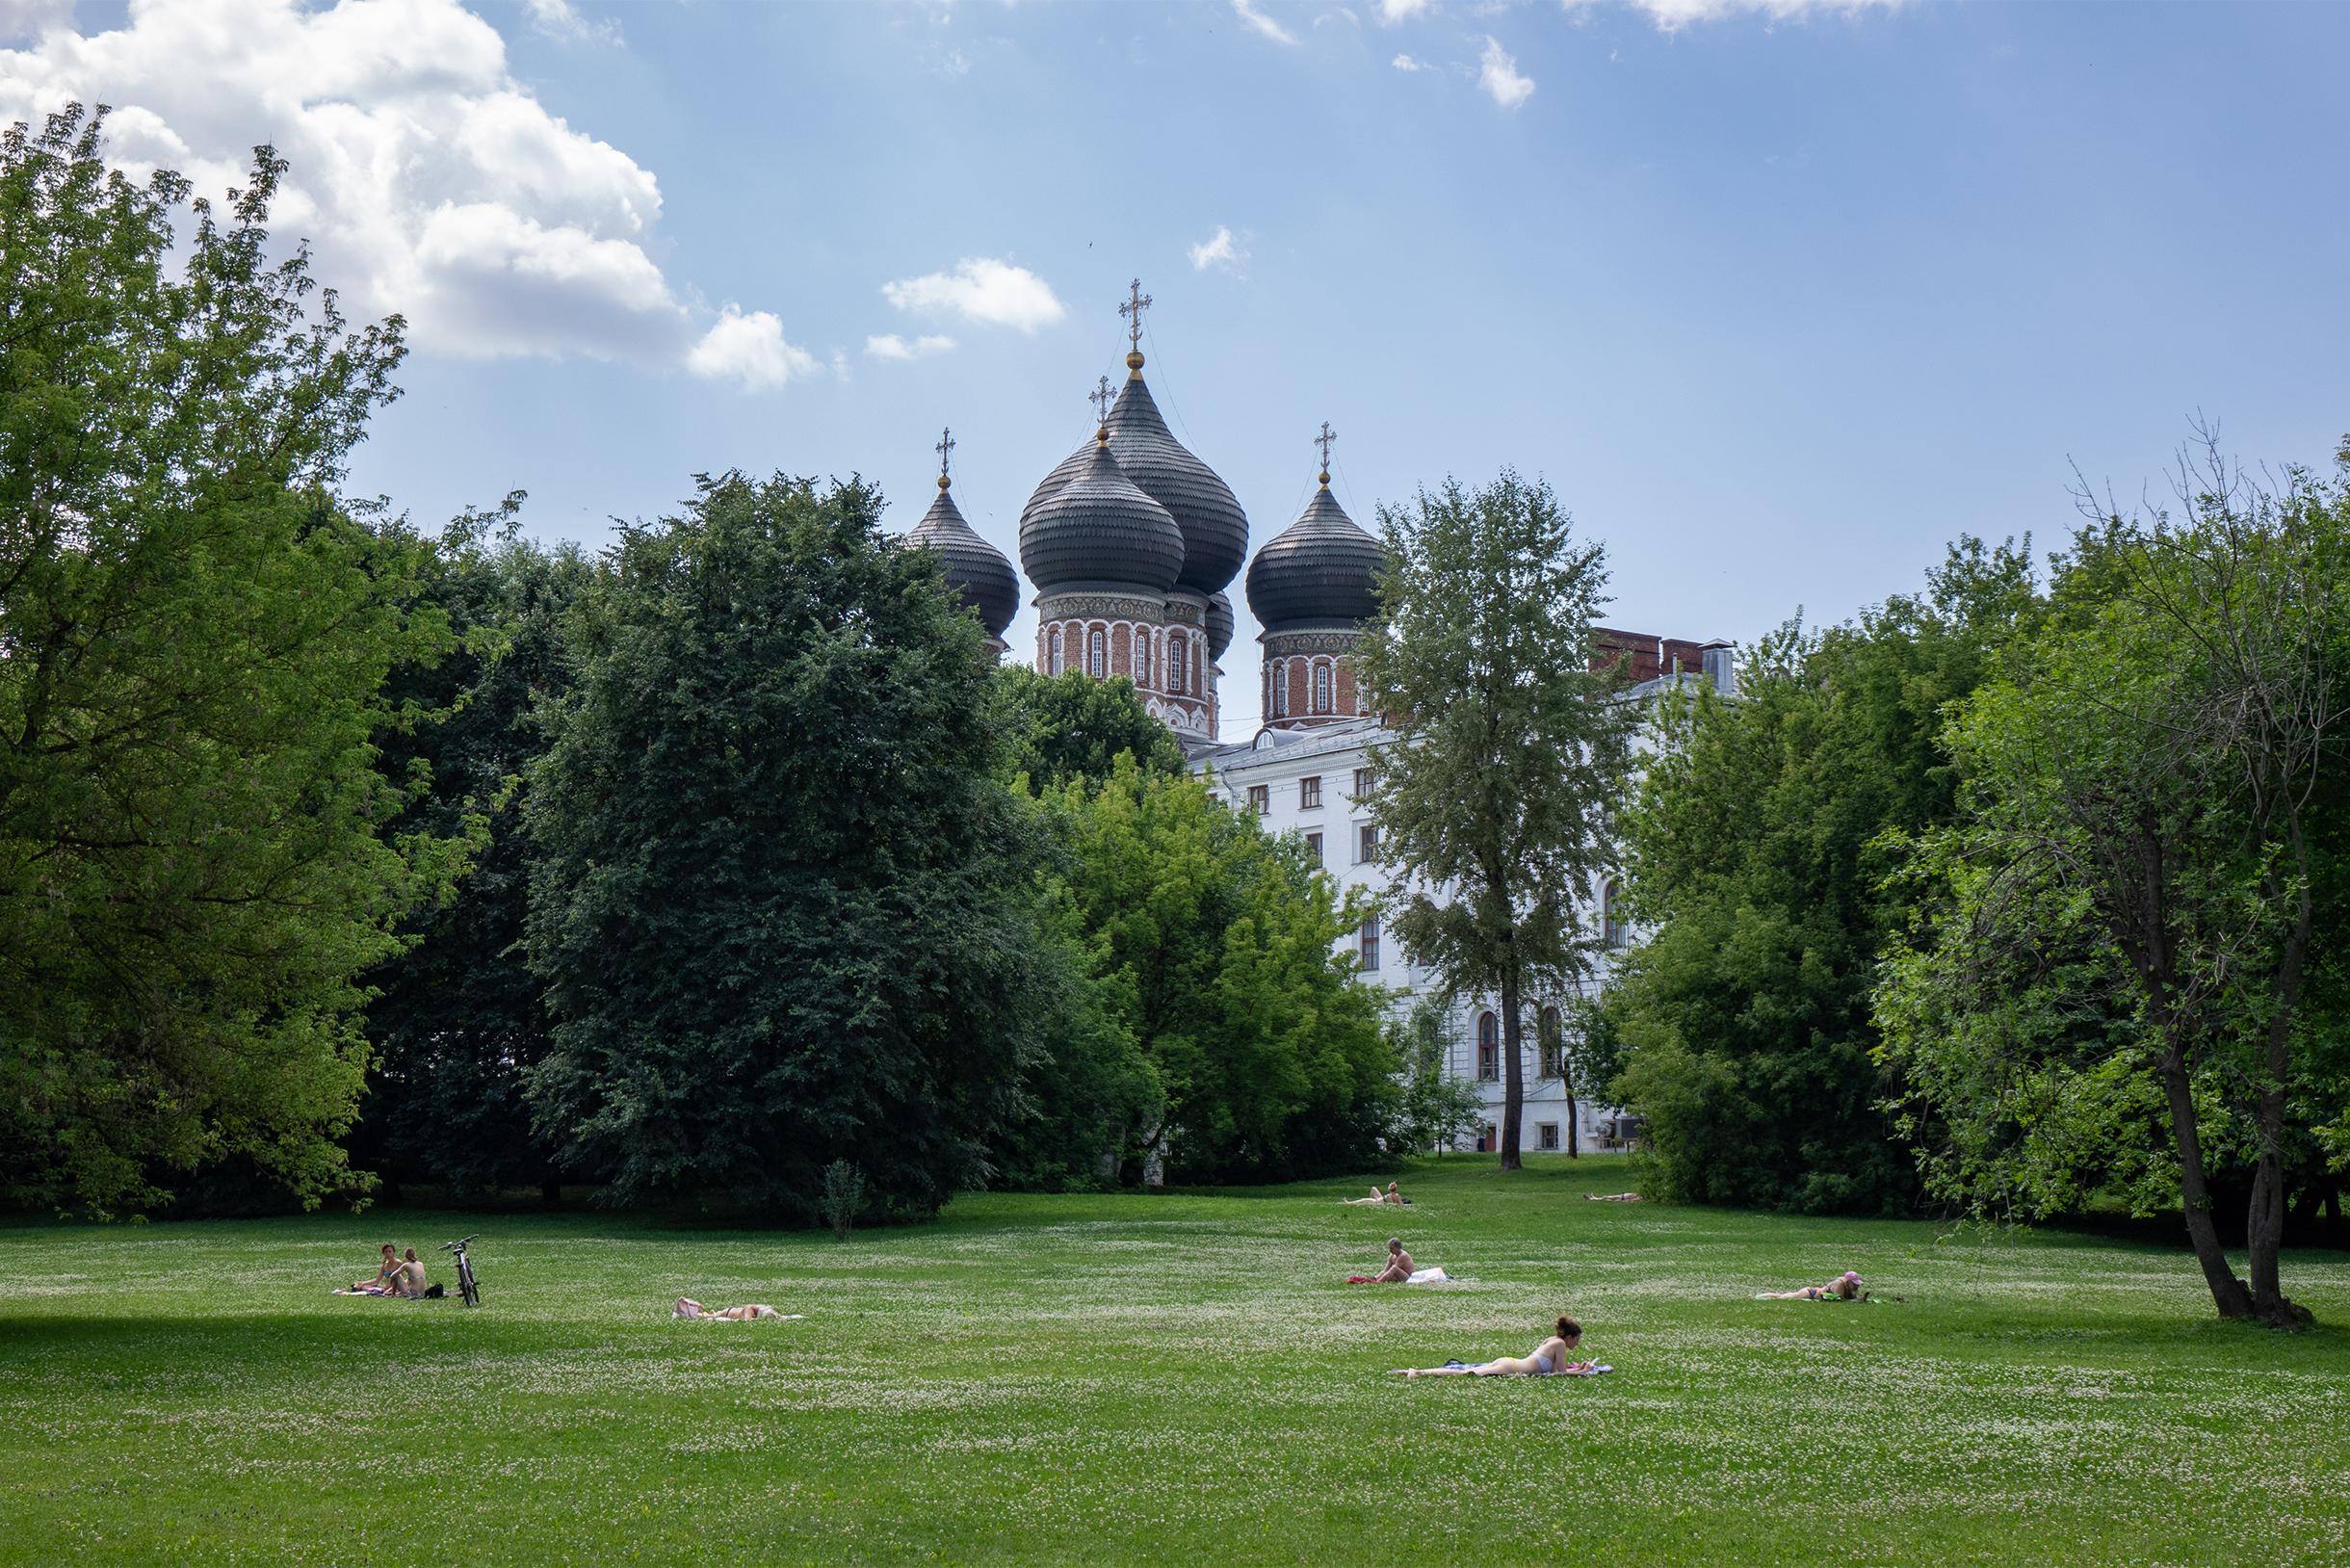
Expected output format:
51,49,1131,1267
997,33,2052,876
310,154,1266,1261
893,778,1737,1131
1371,1238,1414,1283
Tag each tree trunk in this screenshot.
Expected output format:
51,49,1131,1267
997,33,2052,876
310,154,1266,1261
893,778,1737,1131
2246,853,2314,1326
1499,966,1524,1171
2154,1050,2254,1319
1566,1092,1580,1158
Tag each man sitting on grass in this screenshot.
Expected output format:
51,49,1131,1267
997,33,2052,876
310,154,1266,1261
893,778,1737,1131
1350,1239,1414,1284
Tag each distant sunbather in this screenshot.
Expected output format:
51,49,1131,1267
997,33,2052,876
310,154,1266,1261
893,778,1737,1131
1343,1183,1406,1206
1362,1238,1414,1283
394,1248,428,1297
1759,1270,1864,1301
673,1297,789,1320
1390,1317,1587,1377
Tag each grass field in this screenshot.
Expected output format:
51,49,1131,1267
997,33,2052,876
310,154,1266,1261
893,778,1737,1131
3,1155,2347,1566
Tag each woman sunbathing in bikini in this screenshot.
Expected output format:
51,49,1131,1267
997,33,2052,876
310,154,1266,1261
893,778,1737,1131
352,1245,402,1294
673,1297,787,1320
1391,1318,1587,1377
1760,1270,1864,1300
1342,1183,1406,1206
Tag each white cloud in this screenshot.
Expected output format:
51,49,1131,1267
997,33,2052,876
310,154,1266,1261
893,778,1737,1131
1188,225,1246,274
1231,0,1298,44
0,0,72,42
0,0,799,385
1393,52,1428,69
523,0,618,43
881,258,1065,333
865,333,956,361
1374,0,1429,21
1477,35,1535,109
688,306,821,391
1609,0,1905,29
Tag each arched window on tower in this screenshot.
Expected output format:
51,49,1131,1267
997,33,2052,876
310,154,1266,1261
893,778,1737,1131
1314,663,1332,714
1539,1006,1563,1080
1271,660,1289,719
1169,634,1187,695
1477,1011,1500,1082
1194,641,1204,695
1603,880,1628,949
1048,626,1062,675
1088,629,1107,679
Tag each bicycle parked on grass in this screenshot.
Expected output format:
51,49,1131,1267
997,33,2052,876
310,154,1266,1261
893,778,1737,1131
439,1234,482,1306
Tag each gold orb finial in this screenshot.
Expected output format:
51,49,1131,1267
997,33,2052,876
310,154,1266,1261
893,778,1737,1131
1125,350,1144,377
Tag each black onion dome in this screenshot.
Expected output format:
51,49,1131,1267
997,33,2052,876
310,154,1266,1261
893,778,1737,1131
1019,372,1249,597
1018,439,1185,592
1206,592,1235,661
1244,483,1383,630
906,481,1019,639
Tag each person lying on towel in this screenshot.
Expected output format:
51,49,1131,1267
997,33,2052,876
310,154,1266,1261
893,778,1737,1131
1389,1318,1593,1377
673,1297,788,1320
1758,1270,1865,1301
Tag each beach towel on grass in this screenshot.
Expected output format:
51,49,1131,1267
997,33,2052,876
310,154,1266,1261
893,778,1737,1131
1389,1360,1613,1377
1751,1293,1892,1303
1347,1267,1457,1285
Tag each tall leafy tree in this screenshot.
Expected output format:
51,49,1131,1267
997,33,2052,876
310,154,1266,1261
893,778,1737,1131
351,496,595,1204
523,472,1052,1220
1878,443,2349,1324
0,112,465,1215
1351,470,1636,1171
1053,754,1393,1183
993,665,1188,796
1607,538,2037,1214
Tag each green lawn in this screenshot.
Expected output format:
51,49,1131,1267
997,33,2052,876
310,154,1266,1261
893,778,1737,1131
3,1156,2346,1566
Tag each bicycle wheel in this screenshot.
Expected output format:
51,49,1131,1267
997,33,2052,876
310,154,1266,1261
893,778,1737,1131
459,1256,481,1307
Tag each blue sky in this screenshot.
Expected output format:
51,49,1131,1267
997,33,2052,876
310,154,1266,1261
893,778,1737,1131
8,0,2347,732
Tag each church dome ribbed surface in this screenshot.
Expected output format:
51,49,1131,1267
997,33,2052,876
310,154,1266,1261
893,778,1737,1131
1018,439,1185,592
1244,484,1383,631
905,481,1018,639
1020,373,1247,596
1206,591,1235,661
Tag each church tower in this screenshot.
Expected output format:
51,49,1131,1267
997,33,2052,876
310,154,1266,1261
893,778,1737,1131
905,427,1020,659
1243,425,1383,729
1018,282,1248,737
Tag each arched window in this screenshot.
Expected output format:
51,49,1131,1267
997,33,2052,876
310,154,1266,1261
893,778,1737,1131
1314,663,1332,714
1169,634,1187,695
1603,880,1628,949
1194,641,1204,695
1271,660,1289,719
1476,1011,1500,1082
1088,629,1107,679
1048,626,1062,675
1539,1006,1563,1080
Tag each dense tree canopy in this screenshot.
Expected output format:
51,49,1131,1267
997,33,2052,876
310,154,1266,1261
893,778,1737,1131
1049,754,1394,1183
1877,445,2350,1323
1607,537,2040,1215
0,111,466,1215
522,472,1054,1220
993,665,1188,795
350,496,595,1204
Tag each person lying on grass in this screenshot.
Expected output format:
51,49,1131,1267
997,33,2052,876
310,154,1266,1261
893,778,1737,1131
1759,1270,1865,1301
1343,1183,1405,1206
673,1298,789,1320
1389,1318,1589,1377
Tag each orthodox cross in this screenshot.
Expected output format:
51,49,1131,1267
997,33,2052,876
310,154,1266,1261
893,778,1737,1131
935,426,954,483
1315,421,1338,476
1118,278,1152,352
1089,376,1114,428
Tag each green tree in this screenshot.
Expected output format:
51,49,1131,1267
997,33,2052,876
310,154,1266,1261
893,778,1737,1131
350,495,596,1204
522,472,1052,1220
993,665,1188,796
1055,754,1393,1182
1351,471,1636,1171
1877,443,2350,1323
1607,538,2038,1214
1388,995,1488,1155
0,111,465,1215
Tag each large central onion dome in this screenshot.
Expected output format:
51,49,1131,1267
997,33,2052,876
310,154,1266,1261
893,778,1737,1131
1245,477,1383,632
1020,353,1248,596
905,475,1018,640
1018,431,1185,592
